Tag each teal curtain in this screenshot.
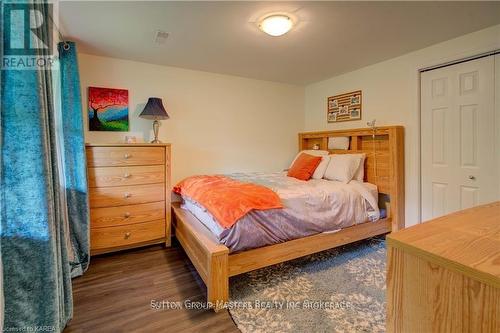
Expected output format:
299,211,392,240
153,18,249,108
1,2,89,331
57,42,90,277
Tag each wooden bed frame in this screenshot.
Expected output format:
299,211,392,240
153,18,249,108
172,126,404,311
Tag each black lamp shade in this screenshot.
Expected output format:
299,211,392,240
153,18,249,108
139,97,169,120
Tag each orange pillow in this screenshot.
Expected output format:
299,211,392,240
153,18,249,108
287,153,322,181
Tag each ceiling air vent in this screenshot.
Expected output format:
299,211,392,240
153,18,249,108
153,30,169,45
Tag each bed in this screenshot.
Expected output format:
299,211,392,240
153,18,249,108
171,126,404,311
180,173,382,253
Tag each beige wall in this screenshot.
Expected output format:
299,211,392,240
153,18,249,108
304,24,500,226
79,54,304,184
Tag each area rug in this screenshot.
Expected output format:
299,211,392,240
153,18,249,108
228,237,386,333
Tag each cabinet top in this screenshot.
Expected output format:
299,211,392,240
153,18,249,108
387,201,500,288
85,143,171,147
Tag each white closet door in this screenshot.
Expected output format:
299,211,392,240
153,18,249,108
421,56,497,221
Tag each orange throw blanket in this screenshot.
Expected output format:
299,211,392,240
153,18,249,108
173,175,283,228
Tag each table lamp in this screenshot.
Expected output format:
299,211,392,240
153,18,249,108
139,97,169,143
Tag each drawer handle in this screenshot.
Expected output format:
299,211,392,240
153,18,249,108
124,212,131,218
123,173,131,178
124,193,132,198
124,232,131,239
124,153,132,159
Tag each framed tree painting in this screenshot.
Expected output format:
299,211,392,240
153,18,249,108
88,87,129,131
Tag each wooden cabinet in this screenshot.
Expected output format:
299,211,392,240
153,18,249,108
387,202,500,332
86,143,171,255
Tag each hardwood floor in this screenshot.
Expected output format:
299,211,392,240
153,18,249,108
64,241,239,333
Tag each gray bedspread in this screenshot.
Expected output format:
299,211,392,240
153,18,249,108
181,172,379,253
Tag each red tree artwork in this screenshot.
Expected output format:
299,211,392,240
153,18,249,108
88,87,129,131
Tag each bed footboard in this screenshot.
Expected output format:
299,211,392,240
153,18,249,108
173,201,392,312
172,202,229,311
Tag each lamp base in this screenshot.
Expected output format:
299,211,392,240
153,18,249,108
150,120,162,144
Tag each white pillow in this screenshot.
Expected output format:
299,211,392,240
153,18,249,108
290,150,329,168
352,153,366,181
312,155,331,179
324,154,363,183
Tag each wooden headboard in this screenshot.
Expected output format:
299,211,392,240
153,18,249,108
298,126,405,230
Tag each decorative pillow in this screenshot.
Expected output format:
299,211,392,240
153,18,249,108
323,154,363,183
287,153,323,181
352,153,367,181
290,150,329,168
312,155,331,179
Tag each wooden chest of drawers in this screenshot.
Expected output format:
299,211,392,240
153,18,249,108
387,202,500,332
86,143,171,255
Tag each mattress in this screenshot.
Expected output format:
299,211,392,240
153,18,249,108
180,172,380,253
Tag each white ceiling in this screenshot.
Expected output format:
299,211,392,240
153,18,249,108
60,1,500,85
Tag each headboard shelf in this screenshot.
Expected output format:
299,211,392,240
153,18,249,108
298,126,405,230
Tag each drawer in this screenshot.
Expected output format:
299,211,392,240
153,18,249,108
89,183,165,208
91,219,166,250
86,146,164,167
91,202,165,228
88,165,164,187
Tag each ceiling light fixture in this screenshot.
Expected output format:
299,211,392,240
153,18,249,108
259,14,293,37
